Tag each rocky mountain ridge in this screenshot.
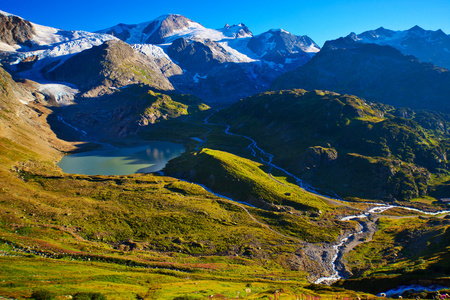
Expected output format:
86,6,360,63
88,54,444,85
0,11,321,105
272,39,450,113
346,25,450,69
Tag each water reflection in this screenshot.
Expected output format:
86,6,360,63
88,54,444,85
58,141,184,175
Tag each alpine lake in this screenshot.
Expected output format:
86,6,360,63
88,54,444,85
58,141,185,175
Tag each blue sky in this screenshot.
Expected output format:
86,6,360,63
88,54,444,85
2,0,449,46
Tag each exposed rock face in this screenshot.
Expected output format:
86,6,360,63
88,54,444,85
45,40,175,97
349,26,450,69
99,23,134,41
220,23,253,38
144,14,192,44
167,38,228,73
248,29,319,67
0,14,35,46
131,44,183,78
301,146,338,171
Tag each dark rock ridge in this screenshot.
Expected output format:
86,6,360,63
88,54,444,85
248,29,319,67
100,23,135,41
45,40,175,97
272,40,450,114
219,23,253,38
0,13,35,46
349,25,450,69
167,38,228,73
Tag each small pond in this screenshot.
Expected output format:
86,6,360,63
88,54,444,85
58,141,184,175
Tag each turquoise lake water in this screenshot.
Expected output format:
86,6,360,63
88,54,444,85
57,141,184,175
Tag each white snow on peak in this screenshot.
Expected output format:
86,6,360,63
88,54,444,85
0,10,18,17
28,22,116,50
132,44,170,59
269,28,291,34
305,44,321,53
162,20,228,44
218,23,252,38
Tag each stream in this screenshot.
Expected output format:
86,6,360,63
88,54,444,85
200,111,450,288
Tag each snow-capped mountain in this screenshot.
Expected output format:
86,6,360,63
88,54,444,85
97,14,229,45
346,25,450,69
97,14,320,103
218,23,253,38
247,29,320,67
1,11,320,104
0,10,116,78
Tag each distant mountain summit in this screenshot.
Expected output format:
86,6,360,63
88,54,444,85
248,28,320,67
96,14,320,104
219,23,253,38
97,14,228,45
272,37,450,113
344,25,450,69
0,11,35,48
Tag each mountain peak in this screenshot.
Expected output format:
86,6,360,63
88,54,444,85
218,23,252,38
409,25,425,33
269,28,291,34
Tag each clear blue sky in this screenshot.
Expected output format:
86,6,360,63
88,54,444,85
2,0,449,46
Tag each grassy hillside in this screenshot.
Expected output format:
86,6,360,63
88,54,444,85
214,89,450,203
3,62,450,298
0,66,359,299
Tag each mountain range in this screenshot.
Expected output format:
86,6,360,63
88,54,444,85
2,9,450,299
1,11,449,110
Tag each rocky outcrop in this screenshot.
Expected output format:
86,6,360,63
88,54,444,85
0,14,35,46
167,38,228,73
220,23,252,38
248,29,319,68
144,15,192,44
300,146,338,171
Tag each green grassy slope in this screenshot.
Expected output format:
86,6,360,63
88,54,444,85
213,89,450,203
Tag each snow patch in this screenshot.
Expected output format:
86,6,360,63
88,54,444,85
39,83,79,106
132,44,170,59
0,41,19,52
0,10,18,17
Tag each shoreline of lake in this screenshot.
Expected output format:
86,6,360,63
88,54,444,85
58,141,185,176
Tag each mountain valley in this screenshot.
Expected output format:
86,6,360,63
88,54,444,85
1,9,450,300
